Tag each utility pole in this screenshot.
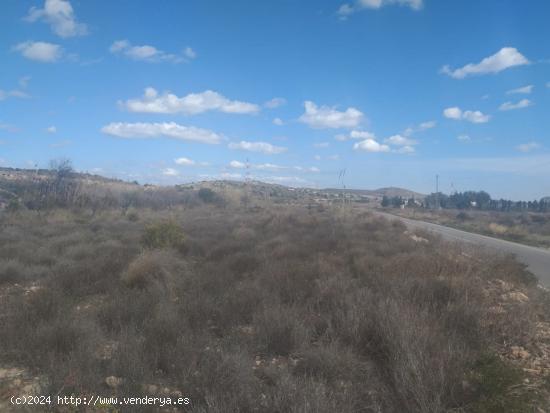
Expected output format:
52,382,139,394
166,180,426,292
435,174,440,210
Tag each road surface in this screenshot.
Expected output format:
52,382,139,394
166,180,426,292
375,211,550,286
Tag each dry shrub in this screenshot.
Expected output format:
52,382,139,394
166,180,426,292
253,304,310,356
141,219,186,252
121,249,184,290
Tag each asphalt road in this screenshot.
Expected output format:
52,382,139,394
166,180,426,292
375,211,550,286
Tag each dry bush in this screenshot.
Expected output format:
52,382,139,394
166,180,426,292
141,219,187,252
253,304,310,356
120,249,185,290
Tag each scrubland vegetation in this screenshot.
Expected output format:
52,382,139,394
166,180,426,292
1,170,550,411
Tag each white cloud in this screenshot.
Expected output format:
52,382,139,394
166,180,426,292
228,141,287,155
264,97,287,109
441,47,529,79
174,157,195,166
403,120,436,136
384,134,417,146
516,142,540,153
299,101,364,129
338,0,422,17
443,107,490,123
499,99,533,111
313,142,330,148
257,163,285,171
335,130,374,141
13,41,62,62
122,87,260,115
457,134,471,142
273,117,284,126
507,85,533,95
221,172,242,180
25,0,87,38
419,120,436,130
162,168,179,176
46,126,57,133
229,160,246,169
267,176,308,185
110,40,193,63
183,47,196,59
353,138,390,153
443,107,463,120
314,155,322,161
101,122,223,144
328,154,340,160
463,110,491,123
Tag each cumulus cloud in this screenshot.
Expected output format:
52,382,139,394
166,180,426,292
353,138,390,153
419,120,437,130
463,111,491,123
229,160,246,169
174,157,195,166
110,40,193,63
441,47,529,79
336,130,375,141
516,142,540,153
272,118,284,126
499,99,533,111
338,0,422,18
457,134,471,142
46,126,57,133
121,87,260,115
443,107,462,120
264,97,287,109
384,134,417,146
507,85,533,95
443,107,490,123
25,0,87,38
299,101,364,129
13,41,62,62
101,122,223,144
228,141,287,155
313,142,330,148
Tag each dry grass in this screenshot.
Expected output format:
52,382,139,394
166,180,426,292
0,195,547,412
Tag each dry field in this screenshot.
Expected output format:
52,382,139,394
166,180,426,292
1,182,550,412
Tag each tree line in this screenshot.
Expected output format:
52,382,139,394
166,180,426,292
382,190,550,213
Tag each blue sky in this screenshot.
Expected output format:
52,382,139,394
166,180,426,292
1,0,549,199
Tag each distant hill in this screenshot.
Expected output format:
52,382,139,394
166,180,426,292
373,187,426,199
323,186,425,200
